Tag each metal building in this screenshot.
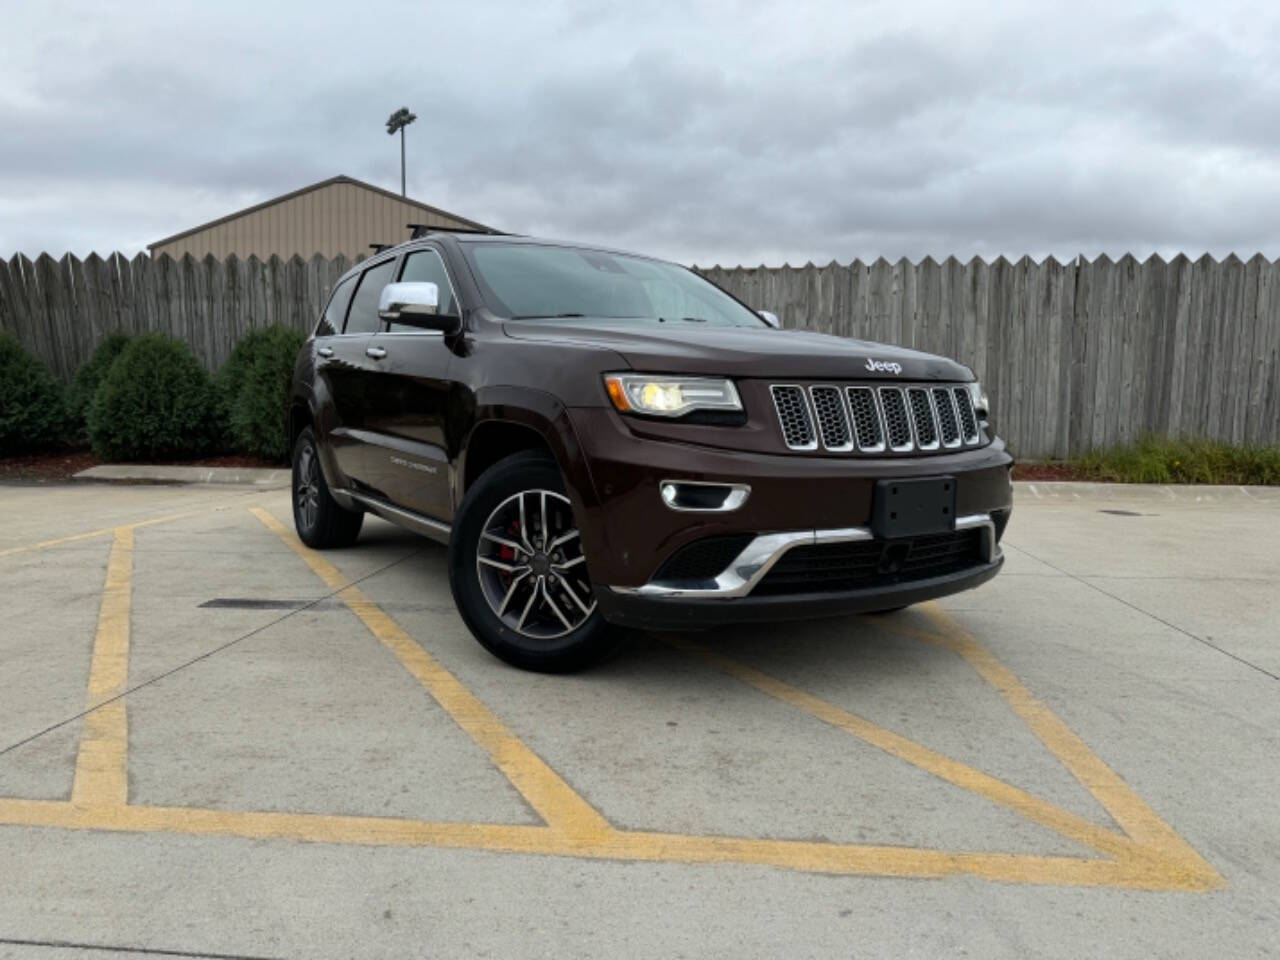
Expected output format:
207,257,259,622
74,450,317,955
147,175,493,260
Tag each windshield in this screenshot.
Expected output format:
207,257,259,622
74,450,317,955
462,242,765,327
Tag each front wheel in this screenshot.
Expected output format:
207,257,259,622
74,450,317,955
449,451,621,672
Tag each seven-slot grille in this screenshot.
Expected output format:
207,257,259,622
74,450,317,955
770,383,982,454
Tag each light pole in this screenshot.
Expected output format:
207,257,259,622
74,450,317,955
386,107,417,197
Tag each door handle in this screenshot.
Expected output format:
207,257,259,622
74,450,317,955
366,346,387,360
317,346,334,358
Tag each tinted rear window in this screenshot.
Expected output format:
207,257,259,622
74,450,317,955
316,275,356,337
345,259,399,334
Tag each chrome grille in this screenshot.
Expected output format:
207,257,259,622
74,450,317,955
770,385,817,450
809,385,852,451
768,382,985,455
879,388,914,451
846,387,885,451
953,387,979,443
932,387,961,447
907,388,938,449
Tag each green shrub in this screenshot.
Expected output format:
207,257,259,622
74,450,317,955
213,329,267,444
1067,437,1280,485
67,333,132,431
0,334,71,454
223,325,306,461
87,335,217,461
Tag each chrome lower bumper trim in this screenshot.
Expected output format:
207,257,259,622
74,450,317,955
609,513,999,599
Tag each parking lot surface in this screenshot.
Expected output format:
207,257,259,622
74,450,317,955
2,481,1278,959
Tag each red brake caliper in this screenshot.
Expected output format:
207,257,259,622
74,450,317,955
498,519,521,583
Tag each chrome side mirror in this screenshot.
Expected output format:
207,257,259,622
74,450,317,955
378,281,460,333
379,281,439,320
757,310,780,329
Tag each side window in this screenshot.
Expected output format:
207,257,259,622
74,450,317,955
344,258,399,334
315,274,356,337
391,249,458,332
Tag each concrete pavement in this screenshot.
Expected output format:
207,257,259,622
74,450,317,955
1,482,1277,958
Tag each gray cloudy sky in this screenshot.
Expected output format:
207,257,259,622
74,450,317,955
3,0,1279,265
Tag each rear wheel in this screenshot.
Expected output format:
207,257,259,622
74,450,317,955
449,451,620,672
292,426,363,548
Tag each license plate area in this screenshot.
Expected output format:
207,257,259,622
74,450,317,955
872,477,956,539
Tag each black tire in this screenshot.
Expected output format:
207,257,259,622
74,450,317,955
449,450,621,673
866,605,909,615
291,426,363,548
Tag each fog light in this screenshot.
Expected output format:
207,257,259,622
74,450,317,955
658,480,751,512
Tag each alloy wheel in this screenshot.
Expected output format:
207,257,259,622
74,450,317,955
475,489,596,640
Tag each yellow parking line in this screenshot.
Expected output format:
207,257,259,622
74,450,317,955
0,500,253,560
596,828,1183,890
70,527,133,808
250,507,612,844
915,603,1223,887
0,794,1207,890
0,514,167,559
0,796,553,852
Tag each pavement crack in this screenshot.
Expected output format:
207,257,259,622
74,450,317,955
0,548,424,761
0,937,283,959
1003,541,1280,683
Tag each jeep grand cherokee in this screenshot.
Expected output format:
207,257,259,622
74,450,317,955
289,231,1013,671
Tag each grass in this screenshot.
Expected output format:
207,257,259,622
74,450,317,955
1019,438,1280,486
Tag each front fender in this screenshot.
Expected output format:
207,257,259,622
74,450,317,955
459,386,607,571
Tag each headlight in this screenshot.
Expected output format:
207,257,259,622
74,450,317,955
603,374,742,417
966,381,990,425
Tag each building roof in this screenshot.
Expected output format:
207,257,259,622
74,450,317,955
147,174,494,252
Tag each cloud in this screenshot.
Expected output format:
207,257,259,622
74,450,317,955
2,0,1280,264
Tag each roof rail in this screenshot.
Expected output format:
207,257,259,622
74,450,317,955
407,223,505,239
369,243,391,253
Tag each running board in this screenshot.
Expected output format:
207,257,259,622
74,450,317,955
336,489,452,546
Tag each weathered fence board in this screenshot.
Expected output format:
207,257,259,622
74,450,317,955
3,251,1279,458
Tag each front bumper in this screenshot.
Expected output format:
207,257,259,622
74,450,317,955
612,512,999,599
569,408,1013,579
596,554,1003,631
566,406,1013,629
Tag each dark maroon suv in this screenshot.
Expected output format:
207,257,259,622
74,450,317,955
289,231,1013,671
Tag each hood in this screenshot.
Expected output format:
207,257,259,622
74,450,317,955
502,319,973,381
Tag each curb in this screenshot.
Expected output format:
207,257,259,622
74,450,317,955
1014,480,1279,503
73,465,290,487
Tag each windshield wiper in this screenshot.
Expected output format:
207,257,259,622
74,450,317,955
656,316,710,323
510,312,586,320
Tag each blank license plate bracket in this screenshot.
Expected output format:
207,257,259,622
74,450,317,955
872,477,957,539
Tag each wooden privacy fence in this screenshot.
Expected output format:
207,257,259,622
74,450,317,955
0,252,353,381
701,255,1280,458
2,251,1278,458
